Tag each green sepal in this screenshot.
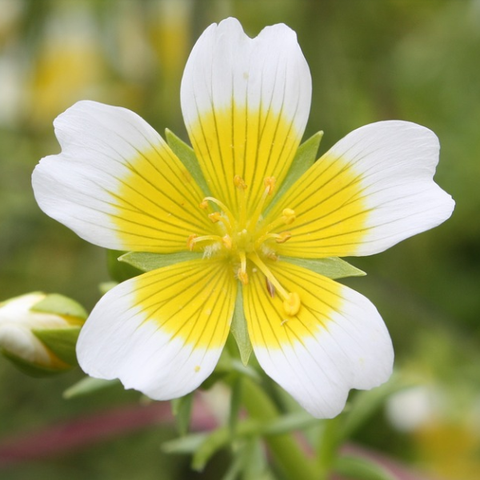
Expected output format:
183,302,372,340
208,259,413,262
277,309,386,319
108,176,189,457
31,293,87,321
265,131,323,215
63,376,121,399
107,249,144,282
119,251,203,272
0,348,70,377
282,256,366,280
230,284,252,366
32,326,81,365
333,455,396,480
165,129,211,196
171,392,194,436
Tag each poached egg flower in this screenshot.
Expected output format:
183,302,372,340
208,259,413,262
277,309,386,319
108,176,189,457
32,18,454,418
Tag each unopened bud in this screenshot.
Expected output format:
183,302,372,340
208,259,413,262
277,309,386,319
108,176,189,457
0,292,86,376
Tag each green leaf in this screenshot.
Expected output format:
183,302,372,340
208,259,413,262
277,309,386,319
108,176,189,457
107,249,144,282
230,284,252,366
265,131,323,215
162,432,208,455
282,256,366,280
171,392,194,436
262,411,316,436
334,455,396,480
165,129,211,196
119,251,203,272
31,293,87,320
63,376,121,399
0,348,70,377
32,326,81,365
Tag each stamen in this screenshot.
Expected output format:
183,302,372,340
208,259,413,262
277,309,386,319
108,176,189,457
247,176,277,230
202,196,235,234
199,200,208,210
208,212,222,223
238,251,248,285
281,208,296,225
275,232,292,243
264,177,276,195
234,175,247,190
255,231,291,248
248,252,301,316
222,235,232,249
283,292,301,316
187,234,223,251
187,234,197,251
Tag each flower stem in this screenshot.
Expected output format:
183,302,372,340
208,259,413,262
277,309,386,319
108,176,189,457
241,378,317,480
316,416,341,479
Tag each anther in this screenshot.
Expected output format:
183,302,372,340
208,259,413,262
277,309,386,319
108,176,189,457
281,208,296,225
238,269,249,285
208,212,222,223
234,175,247,190
283,292,301,316
187,234,198,251
264,177,276,195
199,200,208,210
222,235,232,249
275,232,292,244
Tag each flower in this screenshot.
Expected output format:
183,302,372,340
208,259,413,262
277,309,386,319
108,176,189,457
0,292,86,375
32,18,454,418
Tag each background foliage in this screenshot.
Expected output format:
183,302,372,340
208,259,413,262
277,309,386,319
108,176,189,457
1,0,479,479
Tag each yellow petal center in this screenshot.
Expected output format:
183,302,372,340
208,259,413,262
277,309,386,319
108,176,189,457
188,176,301,317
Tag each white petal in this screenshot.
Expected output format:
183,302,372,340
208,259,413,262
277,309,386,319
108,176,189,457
270,121,455,258
180,18,311,214
244,261,393,418
77,259,236,400
32,100,210,252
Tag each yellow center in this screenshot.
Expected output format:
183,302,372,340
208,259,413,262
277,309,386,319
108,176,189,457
187,176,301,317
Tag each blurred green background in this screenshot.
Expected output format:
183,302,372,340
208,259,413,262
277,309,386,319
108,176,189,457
1,0,479,479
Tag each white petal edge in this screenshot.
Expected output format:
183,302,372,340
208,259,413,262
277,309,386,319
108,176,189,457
252,283,394,419
327,120,455,256
76,265,232,400
32,100,207,252
180,17,311,139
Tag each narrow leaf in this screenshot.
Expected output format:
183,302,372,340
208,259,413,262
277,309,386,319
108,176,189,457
166,129,211,196
230,284,252,366
162,432,208,454
119,251,203,272
32,326,81,365
334,455,396,480
282,256,366,279
265,131,323,215
63,376,121,399
229,376,243,436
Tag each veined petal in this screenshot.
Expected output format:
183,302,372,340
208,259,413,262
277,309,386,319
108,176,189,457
181,18,311,216
268,121,455,258
77,259,236,400
32,101,213,252
243,261,393,418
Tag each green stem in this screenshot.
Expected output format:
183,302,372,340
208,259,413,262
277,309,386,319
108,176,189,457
241,378,317,480
316,416,341,479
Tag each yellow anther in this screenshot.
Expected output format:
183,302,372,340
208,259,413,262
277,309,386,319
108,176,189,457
283,292,301,316
208,212,222,223
264,176,276,195
281,208,296,225
199,199,208,209
222,235,232,249
187,234,198,251
234,175,248,190
275,232,292,244
238,269,249,285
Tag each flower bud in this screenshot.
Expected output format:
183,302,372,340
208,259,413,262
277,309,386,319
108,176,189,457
0,292,87,376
